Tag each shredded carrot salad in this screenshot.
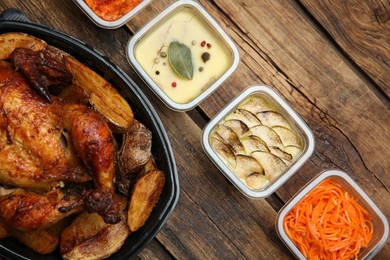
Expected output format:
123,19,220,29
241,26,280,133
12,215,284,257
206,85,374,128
283,179,373,260
84,0,143,21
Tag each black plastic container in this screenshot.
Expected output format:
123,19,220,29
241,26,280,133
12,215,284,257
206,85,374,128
0,9,179,260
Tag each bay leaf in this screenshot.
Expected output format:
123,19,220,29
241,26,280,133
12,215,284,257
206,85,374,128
168,41,193,80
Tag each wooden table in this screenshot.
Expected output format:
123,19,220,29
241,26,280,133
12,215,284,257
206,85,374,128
1,0,389,259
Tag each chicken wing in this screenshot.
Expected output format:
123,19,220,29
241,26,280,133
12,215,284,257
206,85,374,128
9,47,72,102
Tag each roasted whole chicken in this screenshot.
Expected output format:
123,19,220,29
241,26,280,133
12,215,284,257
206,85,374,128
0,33,165,259
0,54,120,224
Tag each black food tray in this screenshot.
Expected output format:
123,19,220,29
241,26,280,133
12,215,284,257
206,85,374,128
0,8,179,260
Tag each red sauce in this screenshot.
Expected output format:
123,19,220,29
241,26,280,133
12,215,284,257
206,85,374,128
84,0,143,21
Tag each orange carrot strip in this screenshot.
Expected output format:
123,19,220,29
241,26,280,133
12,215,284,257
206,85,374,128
283,179,373,260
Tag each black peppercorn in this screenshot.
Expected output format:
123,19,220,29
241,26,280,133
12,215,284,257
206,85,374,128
201,52,210,63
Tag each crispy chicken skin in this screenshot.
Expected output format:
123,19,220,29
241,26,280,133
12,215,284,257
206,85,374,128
62,104,120,224
0,61,89,190
0,60,120,224
10,48,72,102
0,187,83,230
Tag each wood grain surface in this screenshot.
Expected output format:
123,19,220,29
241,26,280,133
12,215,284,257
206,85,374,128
0,0,389,259
298,0,390,98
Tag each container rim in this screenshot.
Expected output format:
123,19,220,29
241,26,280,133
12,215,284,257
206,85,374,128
72,0,153,29
126,0,240,111
201,85,315,198
276,169,390,259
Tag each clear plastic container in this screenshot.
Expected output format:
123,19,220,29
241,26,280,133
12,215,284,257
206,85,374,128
127,0,240,111
72,0,152,29
202,85,315,198
276,169,389,259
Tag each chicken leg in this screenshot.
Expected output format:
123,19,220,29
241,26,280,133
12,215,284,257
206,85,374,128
63,104,121,224
0,187,83,230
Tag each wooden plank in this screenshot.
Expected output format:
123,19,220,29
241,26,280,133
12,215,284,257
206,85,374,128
127,0,390,257
150,106,292,259
195,0,390,186
298,0,390,97
194,0,390,257
1,0,389,258
78,0,390,257
126,0,390,220
136,239,173,260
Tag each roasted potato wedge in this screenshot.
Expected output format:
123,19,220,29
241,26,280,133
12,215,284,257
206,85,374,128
60,200,129,260
0,32,47,60
10,228,59,255
0,218,68,255
44,45,134,131
116,158,157,196
58,83,90,104
64,56,134,132
116,120,153,195
128,170,165,232
143,158,158,173
117,120,152,175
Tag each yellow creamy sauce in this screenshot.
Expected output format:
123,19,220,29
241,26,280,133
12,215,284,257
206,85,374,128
135,8,232,104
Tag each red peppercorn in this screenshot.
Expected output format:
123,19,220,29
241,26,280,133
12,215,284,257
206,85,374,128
172,82,177,87
201,40,206,47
